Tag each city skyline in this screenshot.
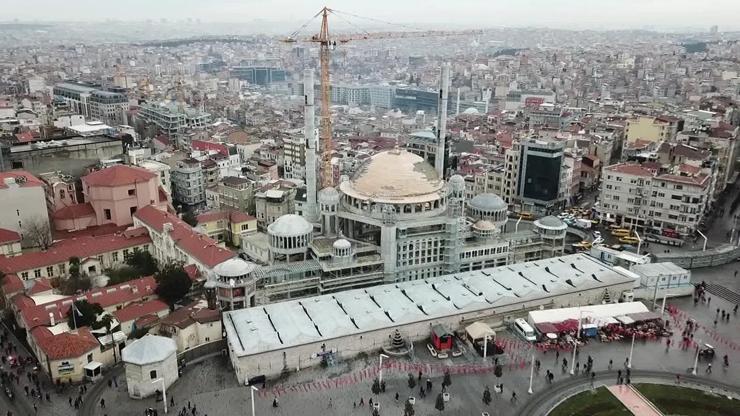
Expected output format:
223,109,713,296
1,0,738,32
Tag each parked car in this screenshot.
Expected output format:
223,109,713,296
426,343,437,357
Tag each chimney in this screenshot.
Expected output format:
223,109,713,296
49,312,55,326
3,177,17,187
163,222,174,233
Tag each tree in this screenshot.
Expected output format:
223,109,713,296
22,217,52,249
435,393,445,411
61,257,91,295
125,250,159,276
404,400,415,416
442,370,451,388
68,300,102,329
483,386,491,405
155,262,192,307
96,314,117,362
371,378,381,395
407,373,416,389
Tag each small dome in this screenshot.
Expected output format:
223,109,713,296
333,238,351,250
448,174,465,192
469,193,507,212
213,257,256,277
318,186,340,204
463,107,480,115
121,335,176,365
268,214,313,237
535,215,567,230
473,220,498,231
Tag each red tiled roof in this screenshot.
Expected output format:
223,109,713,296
196,210,256,224
83,165,156,187
134,314,161,329
31,327,99,360
52,223,129,241
19,276,157,329
113,299,169,323
160,301,219,329
677,163,701,175
0,232,151,274
658,173,710,188
183,264,201,281
27,279,53,295
15,131,35,143
134,206,235,268
52,203,95,220
1,273,23,295
0,170,44,189
0,228,21,244
192,139,229,157
605,163,657,177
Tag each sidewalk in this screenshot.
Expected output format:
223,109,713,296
607,384,663,416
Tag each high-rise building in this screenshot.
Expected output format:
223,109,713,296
515,138,566,214
53,82,128,126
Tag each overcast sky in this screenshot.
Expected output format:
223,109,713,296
3,0,736,31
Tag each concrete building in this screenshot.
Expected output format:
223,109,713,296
223,253,636,381
218,176,254,213
137,102,210,148
624,116,680,144
171,158,205,207
5,135,124,177
0,171,50,247
255,182,297,229
514,138,567,214
196,210,256,247
136,159,172,196
158,300,221,352
39,172,79,217
122,335,178,399
598,163,712,236
53,82,129,126
133,205,235,276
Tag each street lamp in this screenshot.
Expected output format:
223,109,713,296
692,340,701,376
570,339,578,375
152,378,167,414
696,230,708,251
246,383,259,416
528,354,535,394
660,292,676,315
628,333,635,369
379,353,389,384
634,230,643,254
483,334,492,360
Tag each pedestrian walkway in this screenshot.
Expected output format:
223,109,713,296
606,384,663,416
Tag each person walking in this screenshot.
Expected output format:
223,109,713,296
706,363,712,374
101,398,106,409
608,359,613,370
511,391,517,404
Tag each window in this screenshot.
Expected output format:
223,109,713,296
46,266,54,277
87,353,93,363
112,251,119,262
241,224,249,231
128,189,136,196
123,249,130,257
60,189,66,199
59,263,66,275
130,206,137,216
34,269,42,278
104,209,112,220
21,272,29,280
150,370,157,379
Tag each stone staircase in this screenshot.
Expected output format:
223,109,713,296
704,283,740,305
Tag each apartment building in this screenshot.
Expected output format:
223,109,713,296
598,163,711,236
171,158,205,207
0,171,50,247
624,115,681,144
52,82,128,126
218,176,255,213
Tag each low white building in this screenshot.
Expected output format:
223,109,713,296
122,335,178,399
224,253,635,382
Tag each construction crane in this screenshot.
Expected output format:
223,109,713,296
284,6,481,189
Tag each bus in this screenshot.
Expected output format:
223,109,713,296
513,318,537,342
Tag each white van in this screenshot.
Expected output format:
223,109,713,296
513,318,537,342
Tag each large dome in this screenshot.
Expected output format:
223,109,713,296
469,193,507,212
267,214,313,237
339,149,444,203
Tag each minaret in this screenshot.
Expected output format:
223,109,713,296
435,64,450,178
303,69,319,222
455,87,461,116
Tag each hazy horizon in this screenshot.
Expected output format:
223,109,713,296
1,0,737,32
